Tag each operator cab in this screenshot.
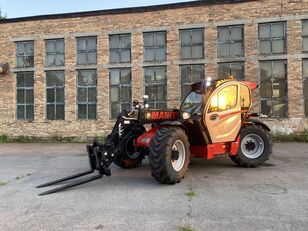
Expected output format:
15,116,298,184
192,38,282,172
180,80,211,145
180,77,254,145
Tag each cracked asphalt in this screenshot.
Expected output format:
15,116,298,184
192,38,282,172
0,142,307,231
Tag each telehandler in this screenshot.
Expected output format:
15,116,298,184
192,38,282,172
37,77,272,195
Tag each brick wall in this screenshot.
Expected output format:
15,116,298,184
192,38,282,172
0,0,308,137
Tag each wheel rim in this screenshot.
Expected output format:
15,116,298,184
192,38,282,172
171,140,185,172
241,134,264,159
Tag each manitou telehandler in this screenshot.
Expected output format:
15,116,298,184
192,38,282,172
37,77,272,195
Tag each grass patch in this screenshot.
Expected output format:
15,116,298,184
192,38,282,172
15,173,32,180
0,134,107,144
186,184,197,199
179,225,196,231
0,180,9,186
273,131,308,143
0,135,9,142
186,190,197,198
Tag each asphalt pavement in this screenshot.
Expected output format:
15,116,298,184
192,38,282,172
0,142,307,231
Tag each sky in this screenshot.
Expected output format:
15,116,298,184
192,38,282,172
0,0,191,18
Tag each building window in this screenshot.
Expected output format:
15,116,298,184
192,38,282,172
144,67,167,109
77,70,97,119
144,31,166,62
303,59,308,117
218,25,244,58
16,41,34,68
180,29,204,59
259,22,286,55
109,34,131,63
303,20,308,53
180,65,204,100
218,62,244,80
45,39,65,67
16,72,34,120
259,60,287,118
109,69,131,119
77,37,97,65
46,71,65,120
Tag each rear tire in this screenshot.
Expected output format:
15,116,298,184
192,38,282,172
229,124,273,167
149,127,190,184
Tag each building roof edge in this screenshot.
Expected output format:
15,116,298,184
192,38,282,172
0,0,256,24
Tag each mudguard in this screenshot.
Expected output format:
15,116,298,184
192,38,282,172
136,120,188,148
243,118,271,131
160,120,188,132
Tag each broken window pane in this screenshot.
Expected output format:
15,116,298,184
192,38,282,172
261,100,272,116
273,100,287,117
259,61,287,118
260,62,272,80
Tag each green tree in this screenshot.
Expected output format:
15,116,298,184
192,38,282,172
0,8,7,19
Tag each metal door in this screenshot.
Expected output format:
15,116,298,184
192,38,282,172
204,83,241,143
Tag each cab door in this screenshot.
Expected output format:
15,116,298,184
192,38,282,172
204,83,241,143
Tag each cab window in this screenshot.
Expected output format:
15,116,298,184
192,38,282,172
240,85,251,110
209,85,237,112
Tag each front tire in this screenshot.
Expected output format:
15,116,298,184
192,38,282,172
113,125,146,169
229,124,273,167
149,127,190,184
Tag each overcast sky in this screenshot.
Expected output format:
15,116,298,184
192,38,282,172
0,0,191,18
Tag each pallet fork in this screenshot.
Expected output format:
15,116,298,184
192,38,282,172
37,144,113,196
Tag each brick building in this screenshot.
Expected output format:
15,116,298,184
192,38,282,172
0,0,308,138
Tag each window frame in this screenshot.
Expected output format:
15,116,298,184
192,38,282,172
240,84,252,111
302,20,308,53
46,71,65,120
303,59,308,117
16,72,34,121
218,62,245,80
45,39,65,67
259,60,288,118
109,68,132,119
258,21,286,55
143,31,167,62
217,25,244,58
76,69,98,120
144,66,167,109
180,28,204,60
208,85,238,113
109,34,131,64
76,36,97,65
180,64,204,100
16,41,34,68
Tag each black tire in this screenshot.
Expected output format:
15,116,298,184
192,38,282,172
149,127,190,184
229,124,273,167
113,125,146,169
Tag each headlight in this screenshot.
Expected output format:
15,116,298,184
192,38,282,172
182,112,191,120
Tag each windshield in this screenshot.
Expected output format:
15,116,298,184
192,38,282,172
180,91,203,114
